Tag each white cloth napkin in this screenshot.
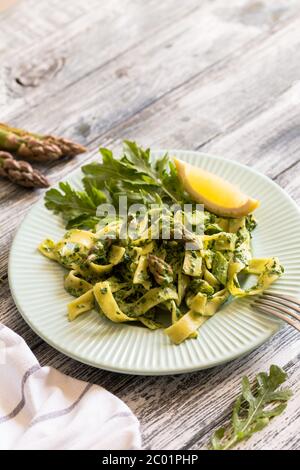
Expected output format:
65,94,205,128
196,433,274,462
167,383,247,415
0,324,141,450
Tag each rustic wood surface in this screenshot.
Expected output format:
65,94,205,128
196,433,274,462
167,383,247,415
0,0,300,450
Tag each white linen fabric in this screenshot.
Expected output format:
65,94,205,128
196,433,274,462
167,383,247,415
0,324,141,450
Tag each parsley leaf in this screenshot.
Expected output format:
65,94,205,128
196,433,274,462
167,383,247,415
210,365,292,450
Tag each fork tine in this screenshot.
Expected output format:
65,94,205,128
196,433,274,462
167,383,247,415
254,298,300,322
253,304,300,332
263,292,300,309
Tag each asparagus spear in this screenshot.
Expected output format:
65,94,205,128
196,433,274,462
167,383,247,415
0,129,62,162
44,135,87,158
0,123,87,161
0,151,49,188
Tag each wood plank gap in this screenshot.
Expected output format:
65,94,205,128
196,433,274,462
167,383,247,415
274,158,300,180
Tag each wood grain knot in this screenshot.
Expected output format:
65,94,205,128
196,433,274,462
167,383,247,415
13,55,66,88
115,67,129,79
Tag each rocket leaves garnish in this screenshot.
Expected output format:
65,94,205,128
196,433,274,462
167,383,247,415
83,141,187,203
45,182,106,224
210,365,292,450
45,141,187,229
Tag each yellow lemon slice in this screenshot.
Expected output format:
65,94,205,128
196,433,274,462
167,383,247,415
174,159,259,218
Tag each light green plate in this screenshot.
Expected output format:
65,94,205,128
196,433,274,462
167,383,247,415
8,150,300,375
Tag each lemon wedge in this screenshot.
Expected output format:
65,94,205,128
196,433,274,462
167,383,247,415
174,159,259,218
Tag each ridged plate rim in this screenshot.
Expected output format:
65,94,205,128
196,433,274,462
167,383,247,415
8,150,300,375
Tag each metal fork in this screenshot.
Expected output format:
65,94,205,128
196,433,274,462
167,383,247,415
252,292,300,332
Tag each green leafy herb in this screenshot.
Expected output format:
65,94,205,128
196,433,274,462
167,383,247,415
245,214,257,235
45,181,106,230
45,141,189,229
83,141,187,204
210,365,292,450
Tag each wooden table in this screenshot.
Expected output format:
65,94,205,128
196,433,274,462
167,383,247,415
1,0,299,450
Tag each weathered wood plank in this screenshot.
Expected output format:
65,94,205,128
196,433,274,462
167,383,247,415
0,0,208,116
0,277,43,346
275,161,300,203
0,0,111,109
30,325,300,450
0,0,100,51
200,83,300,181
2,0,292,131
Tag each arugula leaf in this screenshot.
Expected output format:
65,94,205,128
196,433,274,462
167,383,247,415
44,181,106,230
210,365,292,450
124,141,187,203
83,146,153,187
82,178,107,206
44,141,190,229
45,182,97,219
82,141,187,204
65,214,100,230
156,157,187,204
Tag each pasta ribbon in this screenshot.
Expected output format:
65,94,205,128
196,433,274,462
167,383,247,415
187,292,207,314
38,239,58,261
177,271,189,305
203,232,237,252
93,281,135,323
133,287,178,316
205,289,229,316
68,289,95,321
90,245,125,274
228,257,283,297
133,255,151,289
165,311,208,344
183,250,202,277
64,270,92,297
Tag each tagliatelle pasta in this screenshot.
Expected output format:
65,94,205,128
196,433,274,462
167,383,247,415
39,210,283,344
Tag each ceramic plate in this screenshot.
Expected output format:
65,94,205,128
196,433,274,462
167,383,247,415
8,150,300,375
